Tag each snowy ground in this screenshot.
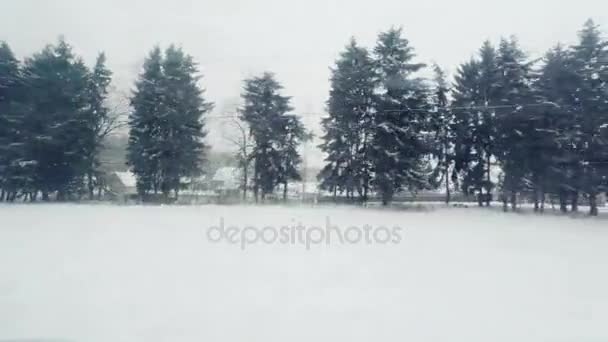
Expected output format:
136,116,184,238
1,204,607,342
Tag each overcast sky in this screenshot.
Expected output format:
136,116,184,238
1,0,606,164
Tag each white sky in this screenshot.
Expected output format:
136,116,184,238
1,0,607,164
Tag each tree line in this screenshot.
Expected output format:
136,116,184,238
0,39,308,203
1,20,607,214
319,20,608,215
0,38,115,201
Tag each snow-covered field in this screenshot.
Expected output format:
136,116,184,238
1,204,607,342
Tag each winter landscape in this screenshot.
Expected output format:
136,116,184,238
1,204,607,342
2,0,608,340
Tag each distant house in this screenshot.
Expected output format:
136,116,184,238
212,167,241,191
105,171,137,198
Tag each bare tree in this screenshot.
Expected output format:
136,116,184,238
88,91,129,200
221,114,255,201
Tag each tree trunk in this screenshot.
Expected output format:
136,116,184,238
540,191,545,213
88,171,95,201
477,191,483,207
445,173,451,205
589,193,598,216
533,186,540,212
253,166,259,204
485,154,491,207
382,188,392,206
283,181,288,202
42,191,49,201
571,191,579,212
242,168,248,201
559,190,567,213
364,172,370,203
510,191,517,211
0,189,4,202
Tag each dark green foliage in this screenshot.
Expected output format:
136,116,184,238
21,38,92,200
128,46,211,200
319,38,377,201
240,72,307,202
0,42,26,200
84,52,113,199
429,64,456,203
370,27,432,205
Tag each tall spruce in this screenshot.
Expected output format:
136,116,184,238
159,45,211,200
319,38,377,201
0,42,25,201
494,37,535,211
84,52,113,200
128,46,211,201
452,42,501,206
371,27,431,205
240,72,304,202
429,64,456,203
535,44,580,212
22,38,92,200
128,47,164,196
569,20,608,215
452,59,484,201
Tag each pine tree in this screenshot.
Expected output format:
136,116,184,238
568,19,608,216
0,41,25,201
452,42,501,206
159,45,211,200
371,27,432,205
128,46,211,201
240,72,298,202
429,64,456,203
319,38,377,202
128,47,165,197
494,37,535,211
22,38,92,200
525,45,570,212
84,52,113,200
476,41,501,206
452,59,484,202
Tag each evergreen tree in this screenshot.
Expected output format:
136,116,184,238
84,52,113,200
568,19,608,215
452,59,485,202
371,27,432,205
158,45,211,200
475,41,501,205
452,42,501,206
240,72,300,202
319,38,377,201
128,46,211,201
429,64,456,203
128,47,165,196
535,44,581,212
22,38,92,200
0,42,25,201
494,37,535,211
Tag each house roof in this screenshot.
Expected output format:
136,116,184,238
212,167,241,189
114,171,137,188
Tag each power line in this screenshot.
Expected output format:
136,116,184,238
206,102,562,119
